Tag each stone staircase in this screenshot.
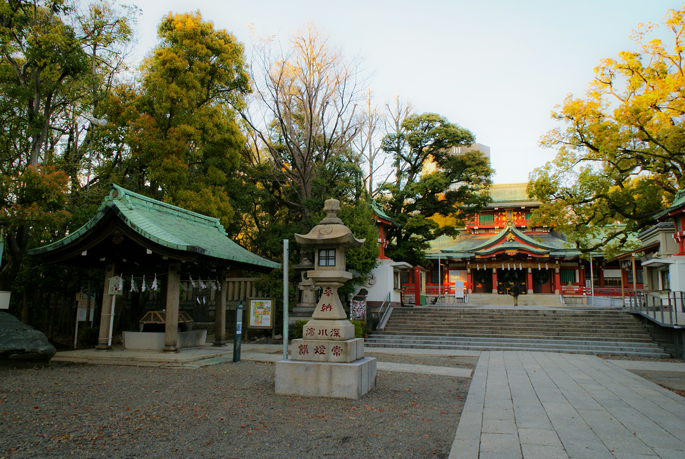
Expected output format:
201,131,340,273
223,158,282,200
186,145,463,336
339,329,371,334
366,308,670,357
466,293,563,307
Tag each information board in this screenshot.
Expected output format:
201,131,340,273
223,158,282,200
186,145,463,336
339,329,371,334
248,298,274,329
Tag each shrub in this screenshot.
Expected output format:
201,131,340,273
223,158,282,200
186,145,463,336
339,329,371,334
351,320,366,338
292,320,308,339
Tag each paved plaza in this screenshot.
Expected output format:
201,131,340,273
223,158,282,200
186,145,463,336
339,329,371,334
449,351,685,459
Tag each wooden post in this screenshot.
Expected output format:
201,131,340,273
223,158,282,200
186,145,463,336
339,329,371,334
492,267,498,294
214,268,228,346
466,268,472,294
163,261,181,352
554,266,561,295
620,261,626,305
96,263,116,349
527,267,533,294
414,267,420,306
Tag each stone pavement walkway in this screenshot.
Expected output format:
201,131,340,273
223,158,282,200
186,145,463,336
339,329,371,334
449,351,685,459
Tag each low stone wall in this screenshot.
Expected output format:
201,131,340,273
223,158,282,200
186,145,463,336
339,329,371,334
122,330,207,350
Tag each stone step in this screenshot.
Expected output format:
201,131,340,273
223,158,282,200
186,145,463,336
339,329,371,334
366,335,662,348
382,321,649,328
364,341,668,358
377,332,653,342
373,307,666,356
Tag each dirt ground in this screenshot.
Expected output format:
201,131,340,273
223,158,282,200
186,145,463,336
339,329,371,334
0,354,475,459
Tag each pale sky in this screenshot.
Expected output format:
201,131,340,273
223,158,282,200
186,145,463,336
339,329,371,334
128,0,681,184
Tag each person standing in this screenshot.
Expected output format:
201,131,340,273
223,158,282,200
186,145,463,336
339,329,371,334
510,282,520,307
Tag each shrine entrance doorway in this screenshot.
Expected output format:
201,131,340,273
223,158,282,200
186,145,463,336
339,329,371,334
532,269,553,294
472,269,493,293
496,269,526,295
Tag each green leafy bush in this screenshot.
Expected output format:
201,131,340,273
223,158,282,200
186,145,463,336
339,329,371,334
292,320,308,339
351,320,366,338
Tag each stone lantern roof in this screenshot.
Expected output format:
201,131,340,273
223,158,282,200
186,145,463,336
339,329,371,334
294,199,365,248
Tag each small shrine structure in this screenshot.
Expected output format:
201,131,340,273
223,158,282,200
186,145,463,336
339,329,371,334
275,199,377,399
28,184,279,351
652,190,685,292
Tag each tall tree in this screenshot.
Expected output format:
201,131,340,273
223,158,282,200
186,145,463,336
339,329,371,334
243,24,363,226
379,113,492,265
528,6,685,254
101,10,250,229
0,0,134,289
354,89,387,196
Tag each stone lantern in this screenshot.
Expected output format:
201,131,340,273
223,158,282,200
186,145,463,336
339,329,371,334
293,256,317,315
275,198,377,399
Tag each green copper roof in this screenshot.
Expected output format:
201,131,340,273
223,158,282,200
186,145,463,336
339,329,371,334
426,224,576,259
371,200,399,227
29,184,280,269
655,190,685,220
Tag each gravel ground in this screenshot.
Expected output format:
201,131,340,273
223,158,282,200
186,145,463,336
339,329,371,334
0,357,473,459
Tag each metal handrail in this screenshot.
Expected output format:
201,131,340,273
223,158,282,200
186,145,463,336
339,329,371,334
377,292,393,330
629,290,683,328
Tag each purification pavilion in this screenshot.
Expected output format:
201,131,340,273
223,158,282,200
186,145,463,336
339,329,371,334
29,184,279,351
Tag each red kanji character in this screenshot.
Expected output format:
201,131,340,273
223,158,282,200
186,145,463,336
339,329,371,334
332,346,342,357
314,345,326,355
299,344,309,355
320,303,332,312
318,329,328,337
305,327,315,337
331,329,340,338
323,287,333,297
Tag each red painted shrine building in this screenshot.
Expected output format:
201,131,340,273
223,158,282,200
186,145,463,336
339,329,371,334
412,183,641,299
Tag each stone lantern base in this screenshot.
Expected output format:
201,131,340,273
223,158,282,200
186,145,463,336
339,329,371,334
275,357,377,400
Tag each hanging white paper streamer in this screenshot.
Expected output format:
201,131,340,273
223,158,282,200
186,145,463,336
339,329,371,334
216,278,221,291
152,274,159,291
130,275,138,293
189,275,196,288
199,277,206,289
141,275,147,292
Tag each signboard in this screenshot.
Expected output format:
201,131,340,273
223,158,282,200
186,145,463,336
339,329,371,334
248,298,274,329
108,276,123,296
77,308,95,322
454,281,465,299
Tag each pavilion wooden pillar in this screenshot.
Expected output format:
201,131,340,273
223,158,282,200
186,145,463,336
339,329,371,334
466,268,472,294
214,267,228,346
554,266,561,295
492,268,498,293
527,267,533,294
414,267,421,306
163,261,181,352
96,263,116,350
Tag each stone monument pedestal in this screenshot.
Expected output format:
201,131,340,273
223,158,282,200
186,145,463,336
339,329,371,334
275,357,377,399
277,197,376,400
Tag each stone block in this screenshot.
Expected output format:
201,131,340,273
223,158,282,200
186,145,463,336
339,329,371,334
290,338,364,363
122,330,206,350
0,312,55,362
301,319,355,340
275,357,377,399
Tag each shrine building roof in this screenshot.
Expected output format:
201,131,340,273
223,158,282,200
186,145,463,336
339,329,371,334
28,184,280,271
